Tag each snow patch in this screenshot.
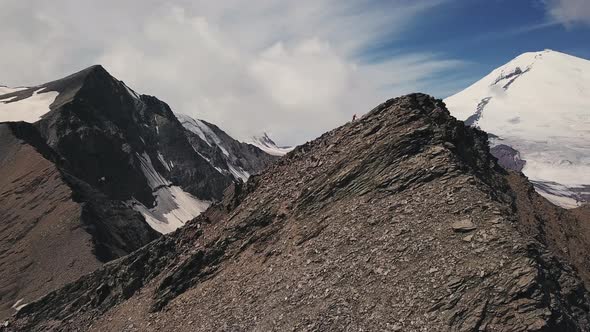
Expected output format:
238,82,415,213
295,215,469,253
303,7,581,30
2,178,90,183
157,152,171,171
133,186,210,234
133,152,209,234
12,298,28,311
0,88,59,123
0,85,26,95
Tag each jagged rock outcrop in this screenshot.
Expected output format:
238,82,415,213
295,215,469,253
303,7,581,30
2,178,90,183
5,94,590,331
0,66,276,320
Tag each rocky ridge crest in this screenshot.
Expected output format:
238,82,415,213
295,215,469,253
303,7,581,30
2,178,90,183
6,94,590,331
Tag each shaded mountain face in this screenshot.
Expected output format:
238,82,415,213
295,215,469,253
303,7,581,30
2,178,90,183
177,114,277,182
444,50,590,208
0,65,277,231
0,122,99,320
0,66,275,319
8,94,590,331
0,121,157,320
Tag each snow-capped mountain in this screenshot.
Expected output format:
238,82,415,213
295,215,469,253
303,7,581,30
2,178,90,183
445,50,590,208
249,132,294,156
177,114,275,183
0,65,276,318
3,66,210,234
0,65,276,234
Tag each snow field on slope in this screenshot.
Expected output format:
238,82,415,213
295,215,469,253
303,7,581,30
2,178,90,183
134,152,210,234
0,88,59,123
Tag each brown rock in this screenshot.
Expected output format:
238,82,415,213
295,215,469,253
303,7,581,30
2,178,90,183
452,219,477,232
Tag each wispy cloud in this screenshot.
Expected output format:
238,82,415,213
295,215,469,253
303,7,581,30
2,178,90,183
507,20,561,34
543,0,590,27
0,0,464,144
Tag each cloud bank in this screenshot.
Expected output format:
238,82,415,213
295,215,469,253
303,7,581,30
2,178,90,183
0,0,464,144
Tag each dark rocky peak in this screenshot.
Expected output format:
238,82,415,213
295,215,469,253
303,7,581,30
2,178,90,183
23,65,226,207
37,65,153,131
9,93,590,331
44,65,113,103
1,64,164,129
0,66,276,321
3,64,273,234
0,65,115,110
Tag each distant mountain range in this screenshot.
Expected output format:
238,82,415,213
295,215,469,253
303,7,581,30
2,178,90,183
445,50,590,208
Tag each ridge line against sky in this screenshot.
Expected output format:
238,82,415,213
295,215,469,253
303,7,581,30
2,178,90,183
1,0,589,144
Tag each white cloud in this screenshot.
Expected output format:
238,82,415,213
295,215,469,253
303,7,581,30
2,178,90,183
0,0,463,145
544,0,590,26
250,39,352,109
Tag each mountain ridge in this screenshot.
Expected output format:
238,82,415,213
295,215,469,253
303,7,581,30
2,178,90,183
0,65,276,320
7,93,590,331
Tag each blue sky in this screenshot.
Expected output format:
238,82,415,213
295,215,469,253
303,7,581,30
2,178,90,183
1,0,589,143
361,0,590,97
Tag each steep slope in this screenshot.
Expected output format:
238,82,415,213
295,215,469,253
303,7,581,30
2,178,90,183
0,66,275,319
8,94,590,331
249,132,294,156
0,121,156,320
444,50,590,208
507,173,590,287
0,122,94,319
